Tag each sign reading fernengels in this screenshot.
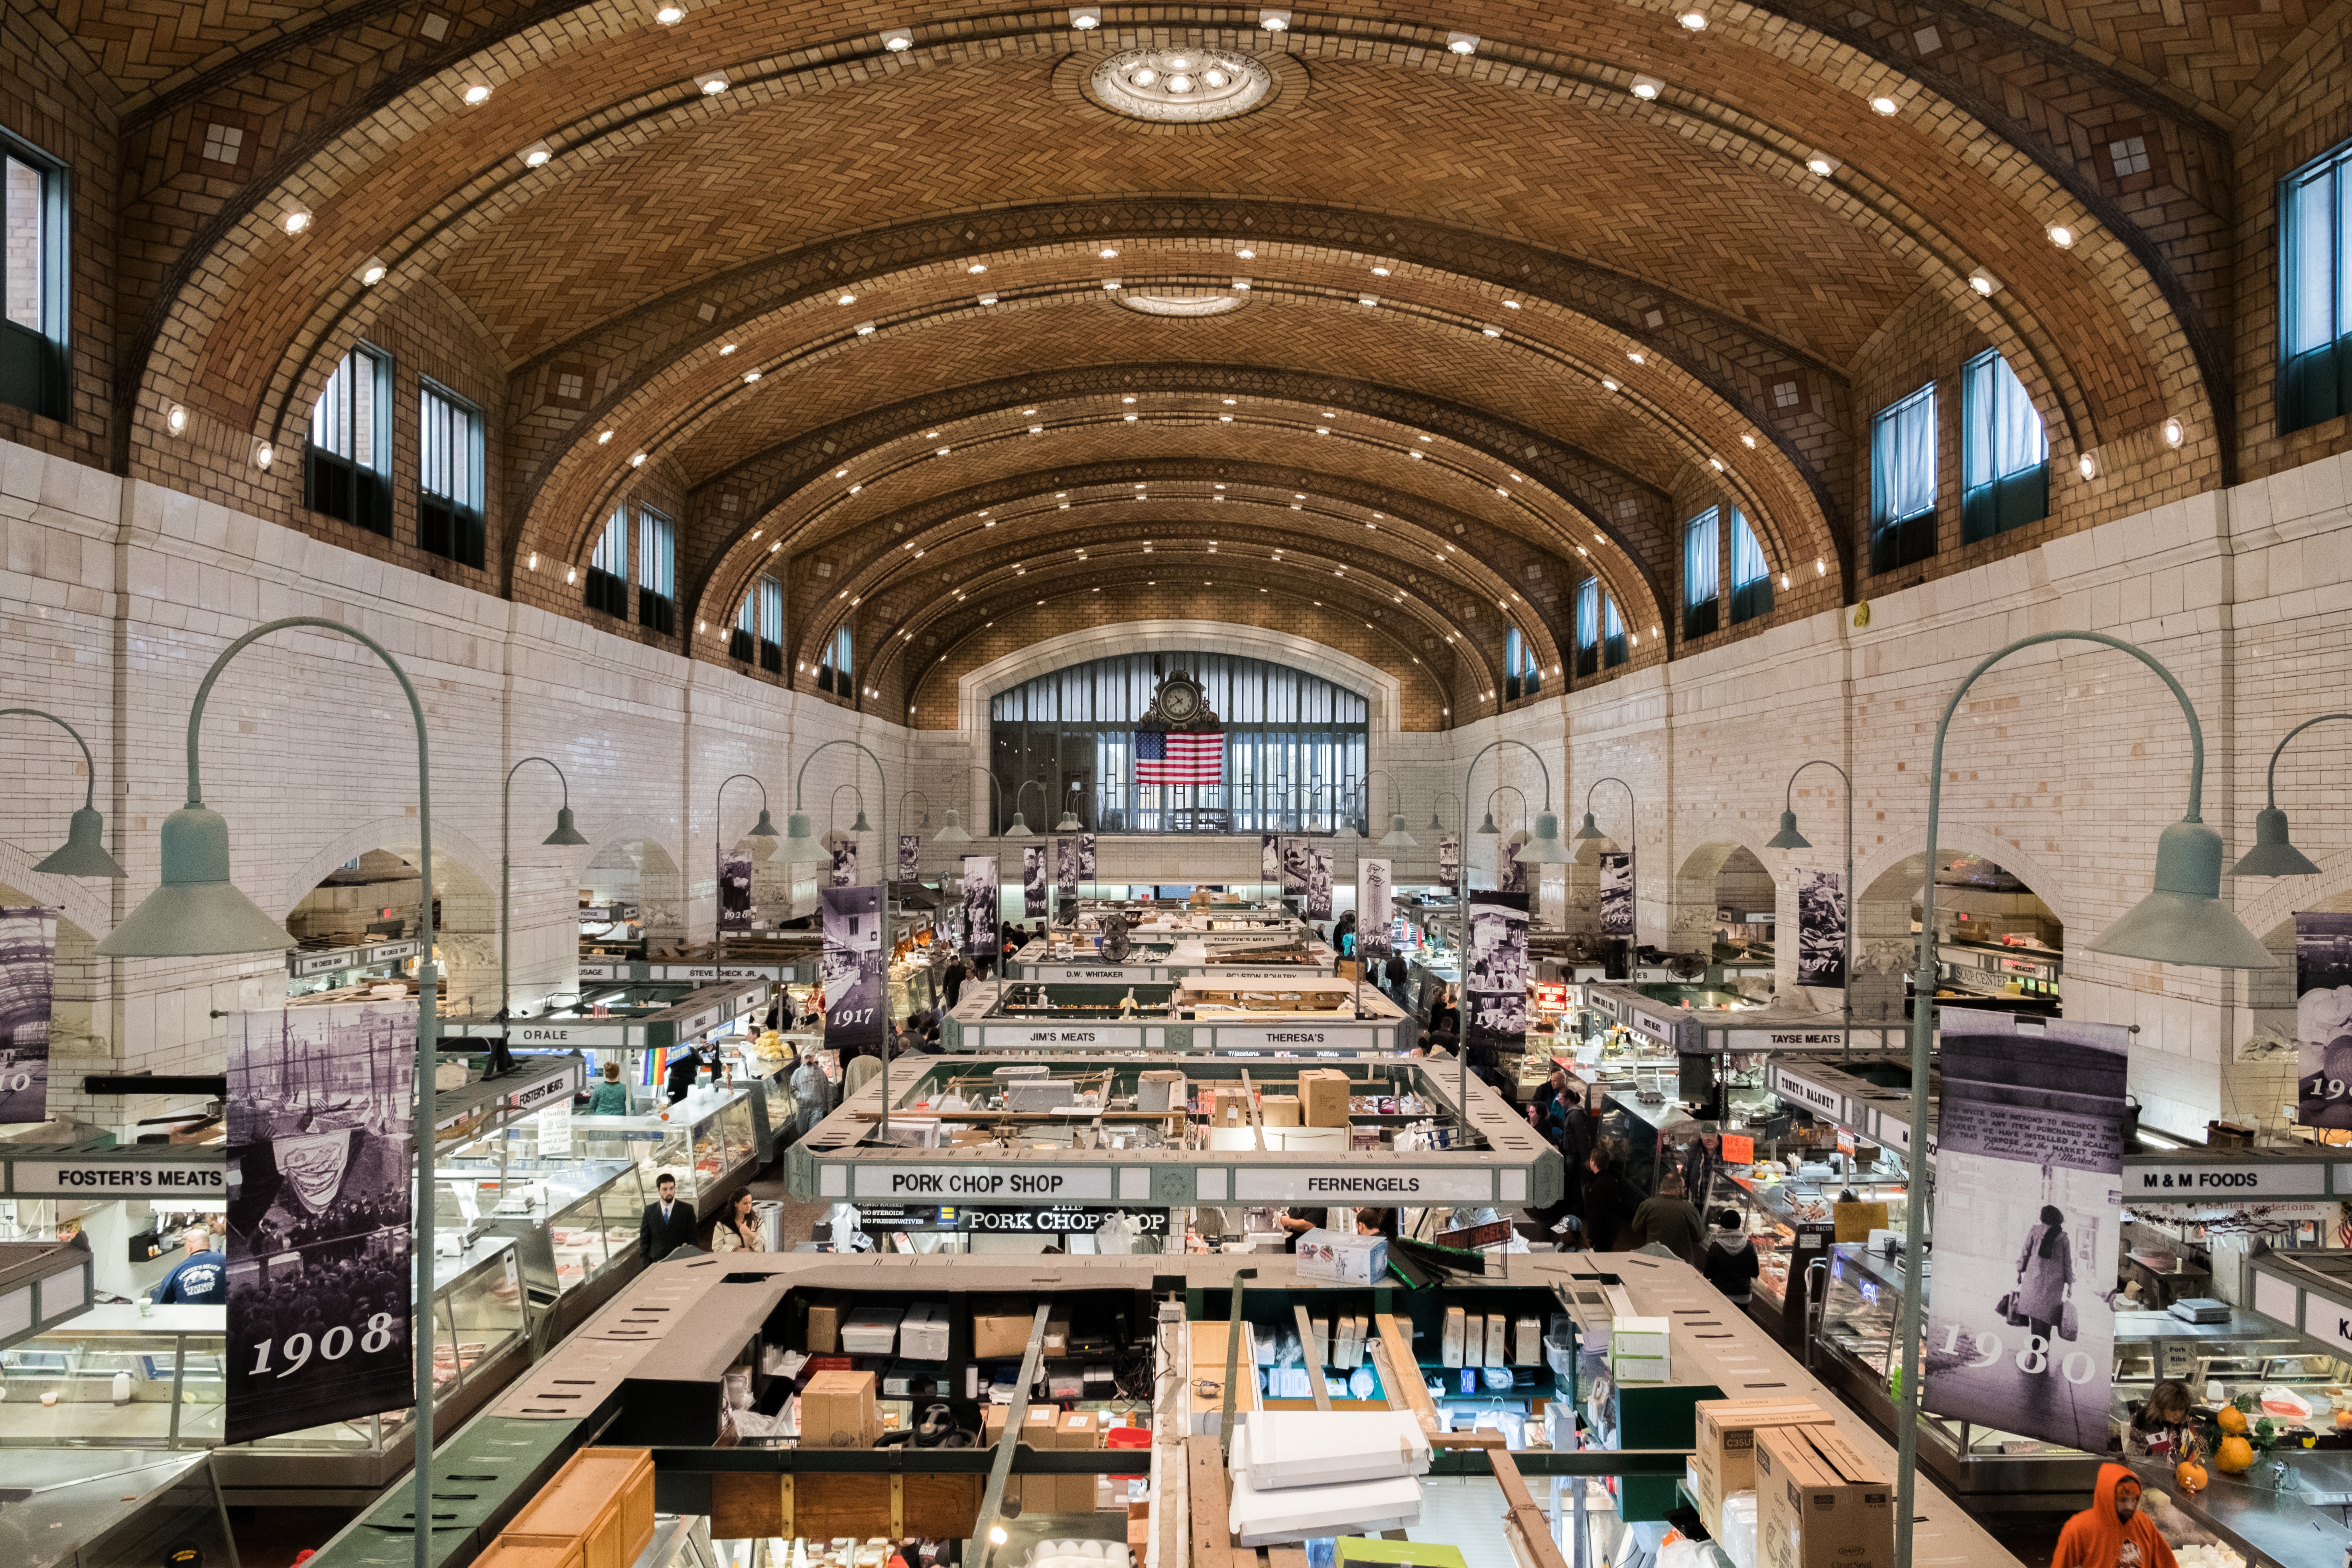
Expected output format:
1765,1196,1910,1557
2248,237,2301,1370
2127,1162,2329,1199
14,1160,225,1194
1231,1167,1493,1202
850,1164,1116,1202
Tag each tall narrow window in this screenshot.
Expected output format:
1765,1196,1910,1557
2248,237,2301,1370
1869,383,1937,573
730,583,758,663
1729,508,1774,624
1574,580,1600,678
2282,141,2352,435
1602,594,1628,668
417,381,485,567
1960,351,2049,542
636,506,676,634
1504,628,1542,700
758,574,784,673
820,623,853,695
0,137,66,421
586,508,628,617
1683,506,1721,639
307,346,393,535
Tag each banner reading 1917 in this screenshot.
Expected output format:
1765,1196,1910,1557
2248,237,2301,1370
821,885,885,1058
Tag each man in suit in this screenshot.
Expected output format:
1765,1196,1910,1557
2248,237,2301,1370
638,1171,697,1263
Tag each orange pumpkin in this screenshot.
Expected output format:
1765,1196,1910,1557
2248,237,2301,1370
2213,1435,2256,1474
2215,1406,2249,1436
2336,1408,2352,1432
2175,1460,2207,1493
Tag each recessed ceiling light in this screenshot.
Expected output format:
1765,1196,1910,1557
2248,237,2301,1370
280,203,313,234
838,294,857,305
1869,93,1899,114
1679,9,1708,27
1223,398,1237,404
2047,224,2076,249
1503,299,1521,309
1602,379,1619,392
1069,6,1100,28
978,294,997,305
718,343,737,355
1740,434,1756,448
2163,416,2186,448
2078,453,2098,480
1219,414,1233,422
1237,248,1256,260
855,321,877,335
1482,325,1502,337
1418,435,1432,442
698,70,729,94
1371,266,1390,277
599,430,615,444
743,370,761,383
1708,457,1724,471
655,3,686,20
1100,248,1119,259
1103,279,1121,290
1968,268,2000,296
1124,414,1137,422
1631,75,1665,99
1316,426,1330,435
521,142,553,168
357,257,388,286
1805,153,1837,177
967,263,987,275
1028,424,1043,433
462,82,493,105
629,451,646,467
882,27,913,49
165,402,188,435
1260,8,1290,31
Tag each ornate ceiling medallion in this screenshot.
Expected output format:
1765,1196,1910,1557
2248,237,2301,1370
1115,290,1247,317
1086,48,1273,124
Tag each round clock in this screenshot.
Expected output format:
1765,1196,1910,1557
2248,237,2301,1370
1158,674,1203,724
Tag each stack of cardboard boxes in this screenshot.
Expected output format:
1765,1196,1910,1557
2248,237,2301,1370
1692,1399,1891,1568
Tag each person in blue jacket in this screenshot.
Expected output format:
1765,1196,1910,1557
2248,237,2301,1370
150,1225,226,1304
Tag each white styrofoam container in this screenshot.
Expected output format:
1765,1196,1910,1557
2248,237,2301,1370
1227,1429,1424,1545
1611,1315,1670,1359
1294,1228,1387,1285
899,1301,950,1361
841,1305,904,1355
1237,1411,1432,1491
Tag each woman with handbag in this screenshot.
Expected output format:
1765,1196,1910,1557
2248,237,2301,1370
2013,1203,2075,1371
710,1188,766,1253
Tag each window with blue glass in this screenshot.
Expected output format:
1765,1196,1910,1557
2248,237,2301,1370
1729,508,1774,624
1603,593,1628,668
1683,506,1720,638
1504,628,1541,699
307,345,393,536
636,506,676,634
418,380,485,568
2280,140,2352,435
1960,351,2048,542
1574,579,1600,678
1869,383,1937,573
0,135,67,422
586,508,628,617
732,575,786,671
819,623,853,695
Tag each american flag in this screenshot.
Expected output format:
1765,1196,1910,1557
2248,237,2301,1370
1135,730,1224,786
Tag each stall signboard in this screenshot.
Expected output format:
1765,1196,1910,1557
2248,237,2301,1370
1532,982,1569,1013
1023,845,1048,918
1796,870,1846,987
2297,912,2352,1130
1231,1168,1494,1203
1587,990,1623,1022
1923,1013,2127,1454
828,837,858,888
1723,1026,1854,1052
1465,890,1530,1067
225,1000,418,1445
2125,1161,2330,1199
1056,837,1078,896
1306,846,1334,920
853,1205,1172,1235
898,834,921,881
1438,834,1460,891
718,849,754,933
10,1158,226,1195
1628,1006,1680,1046
963,856,999,957
850,1164,1116,1202
1769,1064,1845,1122
289,939,419,979
821,886,885,1058
0,907,55,1123
1598,853,1634,935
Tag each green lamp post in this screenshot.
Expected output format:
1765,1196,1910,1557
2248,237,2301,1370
1765,759,1854,1039
1573,775,1638,957
831,784,872,836
0,708,128,878
498,757,588,1060
715,773,778,963
2227,712,2350,877
1364,768,1418,848
1883,631,2275,1568
1450,740,1572,1120
1002,779,1042,840
788,740,892,1135
94,617,446,1568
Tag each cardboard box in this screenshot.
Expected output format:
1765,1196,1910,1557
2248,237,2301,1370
972,1296,1034,1359
899,1301,950,1361
1238,1410,1432,1490
1483,1315,1507,1369
1261,1094,1302,1127
1693,1399,1836,1538
1298,1069,1352,1127
1295,1228,1387,1286
1137,1070,1186,1113
1055,1410,1103,1511
804,1290,852,1354
1043,1313,1071,1356
1440,1307,1466,1368
1755,1424,1891,1568
801,1369,879,1448
1212,1086,1253,1127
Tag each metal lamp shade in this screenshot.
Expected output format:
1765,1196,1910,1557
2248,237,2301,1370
1334,819,1359,841
786,811,814,840
1764,809,1812,852
934,810,973,844
33,806,127,878
1379,814,1419,848
2227,806,2321,878
750,808,780,838
2086,819,2280,969
1514,812,1574,865
1055,810,1082,831
1475,811,1500,836
542,806,590,847
849,809,873,833
1001,813,1034,839
97,805,293,956
1427,810,1443,831
1573,811,1606,843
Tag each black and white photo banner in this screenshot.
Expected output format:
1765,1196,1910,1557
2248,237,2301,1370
821,886,885,1058
1465,891,1529,1072
0,907,56,1123
1279,837,1309,900
828,835,858,888
962,855,999,958
1598,852,1634,936
718,848,754,933
1498,836,1526,895
1023,845,1048,918
1798,869,1848,987
897,834,921,881
1438,834,1460,891
1076,832,1096,881
2298,912,2352,1131
1355,859,1393,969
1306,846,1334,920
1260,833,1279,884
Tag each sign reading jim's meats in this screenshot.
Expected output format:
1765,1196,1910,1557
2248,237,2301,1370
0,907,57,1123
2297,912,2352,1131
225,1001,418,1445
1923,1013,2127,1454
820,885,884,1058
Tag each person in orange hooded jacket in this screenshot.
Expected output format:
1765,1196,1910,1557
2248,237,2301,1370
2053,1464,2177,1568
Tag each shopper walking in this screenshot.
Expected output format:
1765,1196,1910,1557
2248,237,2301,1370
637,1172,697,1263
1582,1144,1637,1252
942,955,969,1009
585,1062,632,1115
2013,1204,2077,1367
789,1049,833,1138
1679,1127,1723,1215
2052,1465,2177,1568
1629,1172,1707,1265
711,1188,766,1253
1700,1208,1760,1305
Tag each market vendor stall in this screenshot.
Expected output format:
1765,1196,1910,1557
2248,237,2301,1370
942,976,1412,1056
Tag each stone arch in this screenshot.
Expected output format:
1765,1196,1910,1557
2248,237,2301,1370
0,838,114,946
1670,822,1785,957
1847,825,2078,1024
281,816,505,1015
581,816,687,951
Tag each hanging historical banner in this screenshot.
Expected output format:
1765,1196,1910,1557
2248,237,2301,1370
1798,869,1848,987
0,907,57,1123
717,849,754,934
820,886,885,1059
1465,891,1529,1082
2297,913,2352,1131
962,855,999,959
1498,836,1526,895
827,835,858,888
897,834,921,882
1276,837,1308,900
1598,852,1635,936
1355,859,1393,971
1923,1013,2128,1454
1056,837,1078,896
1260,833,1279,884
1076,832,1097,881
1438,833,1460,891
225,1001,418,1445
1023,845,1048,918
1306,846,1334,920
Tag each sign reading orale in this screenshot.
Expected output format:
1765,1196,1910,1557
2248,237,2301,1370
850,1165,1116,1202
1231,1167,1493,1202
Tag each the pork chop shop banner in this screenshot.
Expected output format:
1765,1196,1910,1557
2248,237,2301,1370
828,835,858,888
1023,844,1048,918
1438,834,1460,891
718,849,754,934
1306,846,1334,920
1598,852,1635,936
0,907,57,1123
225,1000,418,1445
820,886,885,1058
1498,836,1526,895
1465,890,1530,1065
962,855,999,958
1923,1012,2127,1454
1797,869,1848,987
897,834,921,881
1355,859,1393,969
2297,912,2352,1131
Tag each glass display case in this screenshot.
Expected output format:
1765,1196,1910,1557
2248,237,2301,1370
569,1083,761,1217
438,1157,647,1329
0,1304,224,1449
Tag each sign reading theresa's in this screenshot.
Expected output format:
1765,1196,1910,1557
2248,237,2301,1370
2128,1162,2328,1198
851,1165,1116,1202
13,1159,226,1194
1232,1168,1494,1202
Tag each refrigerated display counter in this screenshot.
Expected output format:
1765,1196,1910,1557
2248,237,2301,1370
436,1153,649,1342
0,1303,223,1449
563,1082,762,1221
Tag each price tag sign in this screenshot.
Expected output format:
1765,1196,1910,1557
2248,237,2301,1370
537,1105,573,1156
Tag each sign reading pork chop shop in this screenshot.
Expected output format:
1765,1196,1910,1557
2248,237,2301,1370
849,1164,1117,1202
1230,1168,1495,1203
